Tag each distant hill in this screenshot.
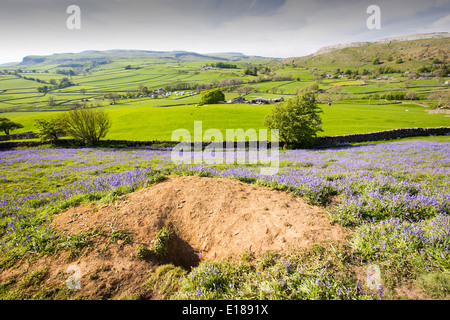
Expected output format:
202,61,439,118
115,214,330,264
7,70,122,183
284,33,450,72
312,32,450,56
17,49,274,67
18,50,222,66
204,52,282,61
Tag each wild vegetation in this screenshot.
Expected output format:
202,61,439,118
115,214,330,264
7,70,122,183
0,138,448,299
0,36,449,300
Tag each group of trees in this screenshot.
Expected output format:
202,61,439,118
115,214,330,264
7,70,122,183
319,57,449,80
16,74,47,84
244,66,258,76
211,62,237,69
124,65,142,71
376,66,402,75
378,90,423,101
417,63,449,77
55,69,76,76
37,78,74,94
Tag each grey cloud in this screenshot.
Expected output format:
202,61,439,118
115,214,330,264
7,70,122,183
0,0,448,63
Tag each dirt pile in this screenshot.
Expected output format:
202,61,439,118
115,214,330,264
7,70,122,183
53,175,347,263
3,175,349,299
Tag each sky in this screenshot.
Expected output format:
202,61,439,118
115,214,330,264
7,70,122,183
0,0,449,64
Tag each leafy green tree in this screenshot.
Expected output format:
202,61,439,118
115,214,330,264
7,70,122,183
34,118,65,143
417,66,430,73
0,118,24,135
58,77,73,89
244,66,258,76
37,85,49,94
432,58,442,64
306,81,319,92
59,107,111,145
200,88,225,105
263,92,323,148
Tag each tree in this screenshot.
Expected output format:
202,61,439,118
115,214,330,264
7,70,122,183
47,96,56,107
106,93,119,105
432,58,442,64
235,86,245,96
0,118,24,135
322,85,344,105
263,92,323,148
35,118,65,143
405,91,418,101
242,85,252,95
59,107,111,145
244,66,258,76
200,88,225,105
219,78,229,89
306,81,319,92
37,85,49,94
372,57,381,65
428,89,450,108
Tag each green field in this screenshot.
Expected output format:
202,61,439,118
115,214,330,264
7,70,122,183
0,47,449,141
3,101,448,141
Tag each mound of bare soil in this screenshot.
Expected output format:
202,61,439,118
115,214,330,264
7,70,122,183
4,176,349,299
53,175,347,261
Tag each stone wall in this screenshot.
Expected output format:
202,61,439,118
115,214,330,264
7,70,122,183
0,133,38,141
315,127,450,146
1,127,449,150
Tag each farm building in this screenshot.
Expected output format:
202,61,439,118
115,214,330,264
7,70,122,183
227,97,285,104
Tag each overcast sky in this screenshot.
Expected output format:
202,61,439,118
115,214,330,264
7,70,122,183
0,0,449,64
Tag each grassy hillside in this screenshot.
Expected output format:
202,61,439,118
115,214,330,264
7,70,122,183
4,101,448,141
1,36,449,141
285,37,450,72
